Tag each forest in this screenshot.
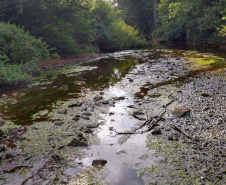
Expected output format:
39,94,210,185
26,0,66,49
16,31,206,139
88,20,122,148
0,0,226,84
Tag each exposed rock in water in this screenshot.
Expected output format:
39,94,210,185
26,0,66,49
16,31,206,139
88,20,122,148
116,150,128,156
133,111,144,116
93,95,103,101
67,137,88,147
151,129,162,135
86,123,99,129
54,121,64,126
57,109,67,114
171,107,190,117
81,116,90,120
139,153,149,160
68,102,83,107
81,112,92,116
92,159,107,168
102,100,109,104
200,92,211,97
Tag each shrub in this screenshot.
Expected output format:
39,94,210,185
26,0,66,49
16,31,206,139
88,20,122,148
0,22,50,64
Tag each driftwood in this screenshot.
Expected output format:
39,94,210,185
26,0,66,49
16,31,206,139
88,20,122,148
116,100,174,135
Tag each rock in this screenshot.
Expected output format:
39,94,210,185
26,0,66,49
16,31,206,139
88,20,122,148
67,137,88,147
200,92,211,97
0,117,5,127
0,145,5,152
81,116,90,120
86,123,99,129
99,92,104,95
54,121,64,126
93,95,103,101
102,100,109,104
51,154,61,161
57,109,67,114
5,153,15,159
81,112,92,116
151,129,162,135
171,107,190,117
0,129,4,137
133,111,144,116
118,96,125,100
92,159,107,168
116,150,128,156
139,154,149,160
129,79,133,82
68,102,82,107
203,106,209,111
72,117,79,121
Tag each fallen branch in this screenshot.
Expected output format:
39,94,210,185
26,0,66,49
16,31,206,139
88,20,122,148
168,123,193,140
116,99,174,135
142,99,174,133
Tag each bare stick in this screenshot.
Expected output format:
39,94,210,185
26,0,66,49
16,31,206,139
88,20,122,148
168,123,193,140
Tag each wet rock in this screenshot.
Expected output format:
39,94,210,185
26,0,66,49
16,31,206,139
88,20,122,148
129,79,133,82
102,100,109,104
151,129,162,135
57,109,67,114
92,159,107,168
54,121,64,126
93,95,103,101
67,135,88,147
81,112,92,117
81,116,90,120
171,107,190,117
139,154,149,160
116,150,128,156
109,112,114,116
51,154,61,161
68,102,82,107
99,92,104,95
0,145,5,152
0,117,5,127
5,153,15,159
118,96,126,100
133,111,144,116
200,92,211,97
86,123,99,129
72,117,79,121
0,129,4,137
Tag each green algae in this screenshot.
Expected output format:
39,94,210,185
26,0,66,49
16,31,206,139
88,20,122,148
141,136,200,184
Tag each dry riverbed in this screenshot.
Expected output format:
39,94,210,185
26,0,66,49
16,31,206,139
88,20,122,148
0,49,225,184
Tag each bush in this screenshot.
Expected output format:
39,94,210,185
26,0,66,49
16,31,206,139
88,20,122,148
0,22,50,64
0,62,30,83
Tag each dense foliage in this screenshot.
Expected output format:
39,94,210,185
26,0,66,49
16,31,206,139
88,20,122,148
0,0,146,56
0,0,147,84
116,0,226,45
